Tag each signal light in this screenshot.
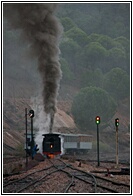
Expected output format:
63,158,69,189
50,144,53,149
96,116,100,124
29,110,34,118
115,118,119,127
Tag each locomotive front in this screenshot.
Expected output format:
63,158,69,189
42,133,61,158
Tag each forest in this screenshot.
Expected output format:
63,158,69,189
56,3,130,130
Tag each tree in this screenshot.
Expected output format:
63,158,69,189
71,86,117,131
88,33,100,42
58,4,130,39
60,58,74,83
103,67,130,100
97,35,115,50
60,17,76,32
103,47,127,73
60,37,81,72
80,42,107,70
81,69,103,88
65,26,90,47
60,37,81,61
114,36,130,73
114,36,130,54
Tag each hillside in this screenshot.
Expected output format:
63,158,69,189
3,96,79,156
3,3,130,160
3,88,130,160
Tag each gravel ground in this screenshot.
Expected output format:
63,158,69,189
3,156,130,193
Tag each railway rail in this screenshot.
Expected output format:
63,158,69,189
49,158,97,193
55,159,130,193
3,157,130,193
3,162,59,193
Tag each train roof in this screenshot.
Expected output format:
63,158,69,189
61,133,93,137
42,133,60,136
42,132,93,137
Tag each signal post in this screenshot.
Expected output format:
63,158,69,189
95,116,100,166
115,118,119,167
25,108,28,168
29,110,35,160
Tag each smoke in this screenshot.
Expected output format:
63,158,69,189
31,94,51,152
3,3,63,132
59,135,65,155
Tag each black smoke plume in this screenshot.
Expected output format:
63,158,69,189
3,3,63,132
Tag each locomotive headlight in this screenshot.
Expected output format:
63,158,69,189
50,144,53,148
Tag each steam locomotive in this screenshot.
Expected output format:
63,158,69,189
42,133,92,158
42,133,61,158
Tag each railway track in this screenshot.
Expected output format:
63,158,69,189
93,174,130,193
3,157,130,193
3,162,59,193
53,159,130,193
49,158,97,193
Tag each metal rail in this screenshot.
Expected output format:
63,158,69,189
3,158,130,193
49,158,97,193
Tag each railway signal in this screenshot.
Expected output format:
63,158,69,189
29,110,34,118
115,118,119,127
95,116,100,124
115,118,119,166
25,109,35,160
95,116,100,166
29,109,35,159
25,108,28,168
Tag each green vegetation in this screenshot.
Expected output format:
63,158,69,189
4,3,130,133
71,86,117,130
103,68,130,100
57,3,130,131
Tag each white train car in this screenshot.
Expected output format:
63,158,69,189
62,134,93,154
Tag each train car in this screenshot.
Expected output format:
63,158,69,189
62,134,93,155
42,133,61,158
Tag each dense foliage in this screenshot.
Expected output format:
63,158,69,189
57,3,130,130
71,86,117,130
103,67,130,100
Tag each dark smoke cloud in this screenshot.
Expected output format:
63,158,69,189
4,3,63,131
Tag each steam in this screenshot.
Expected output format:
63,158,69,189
30,94,50,152
4,3,63,132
